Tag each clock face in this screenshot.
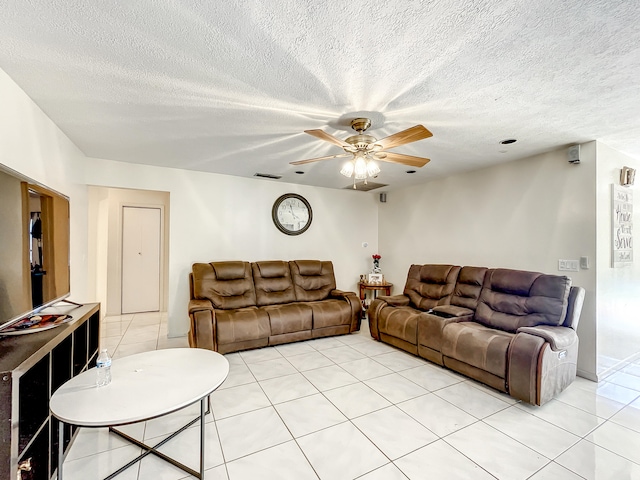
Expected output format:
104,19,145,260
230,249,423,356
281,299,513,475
272,194,312,235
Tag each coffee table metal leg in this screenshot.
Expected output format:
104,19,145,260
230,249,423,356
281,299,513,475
104,396,210,480
200,397,206,477
58,421,64,480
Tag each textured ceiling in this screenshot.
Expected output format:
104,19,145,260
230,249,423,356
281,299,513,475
2,1,640,190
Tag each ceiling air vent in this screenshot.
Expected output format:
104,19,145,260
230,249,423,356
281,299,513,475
343,181,388,192
253,173,282,180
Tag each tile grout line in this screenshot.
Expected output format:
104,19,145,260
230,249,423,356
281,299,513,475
235,352,321,479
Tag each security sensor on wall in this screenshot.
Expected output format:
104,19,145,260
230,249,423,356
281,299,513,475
621,166,636,187
568,145,580,164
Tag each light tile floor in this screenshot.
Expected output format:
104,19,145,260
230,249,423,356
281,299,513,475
63,312,640,479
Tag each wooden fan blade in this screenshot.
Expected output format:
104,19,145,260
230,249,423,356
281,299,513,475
376,125,433,150
290,153,351,165
377,152,430,168
304,129,350,148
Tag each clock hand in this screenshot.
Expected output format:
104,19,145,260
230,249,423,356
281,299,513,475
289,204,300,220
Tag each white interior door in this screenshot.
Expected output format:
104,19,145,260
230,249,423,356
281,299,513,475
121,206,161,314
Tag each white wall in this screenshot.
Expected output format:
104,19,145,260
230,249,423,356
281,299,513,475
595,142,640,377
83,158,379,336
0,68,90,304
378,144,598,379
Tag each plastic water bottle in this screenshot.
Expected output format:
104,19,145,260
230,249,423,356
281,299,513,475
96,348,112,387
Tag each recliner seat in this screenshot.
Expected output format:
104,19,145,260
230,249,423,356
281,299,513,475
369,264,460,354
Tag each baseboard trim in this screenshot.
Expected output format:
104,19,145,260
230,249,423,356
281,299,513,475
595,351,640,382
577,369,598,382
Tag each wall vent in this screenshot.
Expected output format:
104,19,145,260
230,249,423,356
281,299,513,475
253,173,282,180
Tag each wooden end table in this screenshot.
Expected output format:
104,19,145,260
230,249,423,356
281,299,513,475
50,348,229,480
359,282,393,301
359,282,393,318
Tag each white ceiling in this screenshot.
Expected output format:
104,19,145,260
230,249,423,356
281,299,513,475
2,1,640,191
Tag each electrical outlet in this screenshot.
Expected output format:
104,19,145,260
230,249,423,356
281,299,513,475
580,256,589,269
558,259,579,272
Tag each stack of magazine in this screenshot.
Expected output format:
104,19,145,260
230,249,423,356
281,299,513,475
0,314,73,335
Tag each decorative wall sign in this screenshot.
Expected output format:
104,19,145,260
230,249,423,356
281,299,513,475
613,184,633,267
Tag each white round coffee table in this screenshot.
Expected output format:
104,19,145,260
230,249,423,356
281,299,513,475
50,348,229,480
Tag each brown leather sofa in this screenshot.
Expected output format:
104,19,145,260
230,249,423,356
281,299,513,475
368,264,585,405
188,260,362,354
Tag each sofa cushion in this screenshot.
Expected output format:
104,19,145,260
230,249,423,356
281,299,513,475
290,260,337,302
441,321,514,378
213,261,248,280
301,300,351,329
475,269,571,333
451,266,487,310
257,261,289,278
215,307,270,345
252,261,296,306
192,262,256,309
378,306,422,345
403,264,460,311
297,260,323,276
263,303,313,335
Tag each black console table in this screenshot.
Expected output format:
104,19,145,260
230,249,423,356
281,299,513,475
0,303,100,480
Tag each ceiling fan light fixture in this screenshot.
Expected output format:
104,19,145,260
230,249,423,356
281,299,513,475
354,156,368,180
366,159,380,177
340,160,355,177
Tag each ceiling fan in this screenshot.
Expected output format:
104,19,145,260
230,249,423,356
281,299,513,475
291,118,432,187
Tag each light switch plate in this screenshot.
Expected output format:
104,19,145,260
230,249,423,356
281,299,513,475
558,259,579,272
580,256,589,269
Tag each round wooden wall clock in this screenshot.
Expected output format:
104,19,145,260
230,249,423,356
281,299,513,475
272,193,312,235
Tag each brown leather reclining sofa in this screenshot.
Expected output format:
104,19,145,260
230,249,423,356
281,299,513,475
368,264,585,405
188,260,362,354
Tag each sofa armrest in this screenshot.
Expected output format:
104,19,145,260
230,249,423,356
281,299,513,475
189,299,213,315
508,328,580,405
517,326,577,351
188,299,216,351
368,295,411,340
367,298,385,340
377,294,410,307
331,289,355,299
507,332,546,404
330,289,363,332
